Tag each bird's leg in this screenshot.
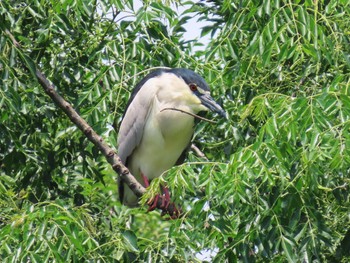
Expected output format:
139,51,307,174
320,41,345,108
141,172,150,187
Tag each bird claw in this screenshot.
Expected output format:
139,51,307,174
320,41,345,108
147,194,182,219
146,185,182,218
147,194,159,211
147,194,168,211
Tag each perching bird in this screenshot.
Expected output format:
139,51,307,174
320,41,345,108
117,68,226,210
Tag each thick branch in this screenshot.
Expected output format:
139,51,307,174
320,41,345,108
35,71,146,198
5,30,181,217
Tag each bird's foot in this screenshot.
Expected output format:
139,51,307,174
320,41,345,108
147,187,182,219
147,191,170,211
147,194,161,211
147,195,182,219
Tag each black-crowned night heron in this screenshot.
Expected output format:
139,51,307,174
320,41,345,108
117,68,226,210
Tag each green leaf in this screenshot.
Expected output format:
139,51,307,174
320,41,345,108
17,51,37,79
281,236,296,263
122,230,139,252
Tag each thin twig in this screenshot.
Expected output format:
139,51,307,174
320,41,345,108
161,107,217,124
5,29,21,47
191,144,208,160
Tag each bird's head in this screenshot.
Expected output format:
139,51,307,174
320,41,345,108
155,68,226,118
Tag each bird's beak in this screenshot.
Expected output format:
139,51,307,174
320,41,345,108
199,93,227,118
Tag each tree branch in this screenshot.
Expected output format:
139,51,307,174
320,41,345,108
35,70,146,198
5,30,181,218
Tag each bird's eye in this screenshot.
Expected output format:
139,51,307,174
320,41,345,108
189,83,198,92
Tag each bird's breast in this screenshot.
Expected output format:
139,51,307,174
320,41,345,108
157,107,194,139
128,102,194,181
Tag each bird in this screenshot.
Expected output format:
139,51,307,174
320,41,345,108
117,68,226,212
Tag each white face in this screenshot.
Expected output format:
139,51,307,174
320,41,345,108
154,73,208,114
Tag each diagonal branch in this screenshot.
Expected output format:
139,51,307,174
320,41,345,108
35,70,146,198
5,30,181,218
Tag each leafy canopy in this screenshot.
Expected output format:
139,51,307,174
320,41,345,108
1,0,349,262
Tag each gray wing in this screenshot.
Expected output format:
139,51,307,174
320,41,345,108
117,88,153,164
117,70,167,164
117,81,157,204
